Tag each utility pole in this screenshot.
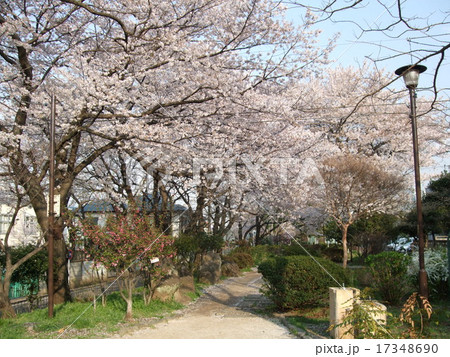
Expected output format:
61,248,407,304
48,94,56,318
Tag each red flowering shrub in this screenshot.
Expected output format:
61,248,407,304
81,212,175,319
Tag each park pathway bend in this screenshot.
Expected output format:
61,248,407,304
117,270,295,339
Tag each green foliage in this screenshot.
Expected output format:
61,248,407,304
174,232,224,274
365,251,412,305
322,220,342,242
248,245,276,266
422,171,450,234
334,291,394,339
324,214,400,258
248,243,343,266
0,244,47,284
401,171,450,236
0,244,47,301
197,232,224,253
407,247,448,301
319,246,343,263
258,255,349,309
226,252,254,269
174,232,223,256
174,233,197,258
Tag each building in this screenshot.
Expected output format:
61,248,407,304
0,204,42,247
77,195,189,237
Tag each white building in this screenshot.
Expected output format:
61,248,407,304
0,204,42,246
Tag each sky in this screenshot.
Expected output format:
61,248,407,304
286,0,450,177
288,0,450,89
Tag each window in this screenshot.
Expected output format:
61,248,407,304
86,216,99,226
0,214,13,234
24,215,38,236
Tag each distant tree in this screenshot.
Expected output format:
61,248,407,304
422,172,450,236
316,154,406,267
322,213,399,259
350,213,399,258
402,171,450,240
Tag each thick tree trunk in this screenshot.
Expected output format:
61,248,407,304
53,223,71,304
0,275,16,319
187,184,207,233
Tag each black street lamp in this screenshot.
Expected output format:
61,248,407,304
395,64,429,298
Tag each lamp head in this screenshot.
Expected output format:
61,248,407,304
395,64,427,89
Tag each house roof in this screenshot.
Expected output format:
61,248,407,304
80,201,115,213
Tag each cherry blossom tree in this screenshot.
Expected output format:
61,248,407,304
315,154,407,268
1,2,447,308
0,0,331,302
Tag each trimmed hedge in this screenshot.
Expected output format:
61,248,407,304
248,244,343,265
258,255,349,309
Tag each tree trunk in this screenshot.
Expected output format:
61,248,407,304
0,275,16,319
125,294,133,321
187,184,207,233
212,205,221,235
159,184,171,233
152,171,160,228
342,224,349,268
255,216,262,245
119,274,135,321
52,220,71,304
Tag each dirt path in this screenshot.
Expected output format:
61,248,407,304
116,270,295,339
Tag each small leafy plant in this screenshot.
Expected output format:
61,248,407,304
331,290,393,339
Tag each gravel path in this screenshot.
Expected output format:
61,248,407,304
115,270,295,339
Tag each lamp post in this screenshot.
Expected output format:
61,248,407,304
395,64,429,298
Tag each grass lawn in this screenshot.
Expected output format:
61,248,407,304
0,292,184,339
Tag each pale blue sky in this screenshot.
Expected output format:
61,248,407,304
287,0,450,92
287,0,450,176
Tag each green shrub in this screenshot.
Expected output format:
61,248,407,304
258,255,349,309
320,246,343,263
365,251,412,305
198,232,224,253
248,245,277,265
174,232,224,275
249,243,343,263
278,244,309,257
227,252,254,269
174,234,198,271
